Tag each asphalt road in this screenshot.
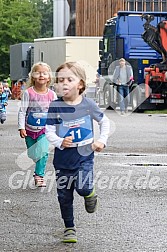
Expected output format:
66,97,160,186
1,100,167,252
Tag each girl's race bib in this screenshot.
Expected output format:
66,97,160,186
27,112,47,129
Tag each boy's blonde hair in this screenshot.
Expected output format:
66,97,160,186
55,61,87,94
27,62,52,88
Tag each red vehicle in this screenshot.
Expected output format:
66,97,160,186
139,14,167,110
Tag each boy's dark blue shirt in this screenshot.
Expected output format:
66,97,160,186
46,97,103,169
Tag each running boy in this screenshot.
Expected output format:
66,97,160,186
45,61,110,243
0,82,8,124
18,62,57,187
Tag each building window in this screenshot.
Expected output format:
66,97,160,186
40,52,44,62
124,0,167,11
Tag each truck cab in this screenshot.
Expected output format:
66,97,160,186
98,11,167,111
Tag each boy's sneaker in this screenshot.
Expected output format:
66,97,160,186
63,227,77,243
84,191,98,213
34,175,46,187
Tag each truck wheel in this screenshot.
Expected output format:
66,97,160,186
103,84,116,109
132,92,138,111
104,85,111,108
131,85,141,112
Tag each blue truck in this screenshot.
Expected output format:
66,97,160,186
98,11,167,111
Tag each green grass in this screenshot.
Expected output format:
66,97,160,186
144,109,167,114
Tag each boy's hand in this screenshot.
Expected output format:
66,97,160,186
61,136,73,148
19,129,27,138
92,141,105,152
4,102,8,106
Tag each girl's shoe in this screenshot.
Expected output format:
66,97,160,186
63,227,77,243
34,175,46,187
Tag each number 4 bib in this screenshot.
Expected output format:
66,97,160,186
27,112,47,129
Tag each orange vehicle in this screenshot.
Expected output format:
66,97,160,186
140,14,167,110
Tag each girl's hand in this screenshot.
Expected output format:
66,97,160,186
92,141,105,152
4,102,8,106
61,136,73,148
19,129,27,138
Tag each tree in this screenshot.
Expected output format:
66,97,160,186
34,0,53,38
0,0,41,79
0,0,53,80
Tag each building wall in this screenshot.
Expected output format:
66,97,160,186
75,0,167,36
76,0,123,36
34,37,101,83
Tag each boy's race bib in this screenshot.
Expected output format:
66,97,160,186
58,115,93,147
27,112,47,129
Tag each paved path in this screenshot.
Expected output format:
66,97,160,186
1,100,167,251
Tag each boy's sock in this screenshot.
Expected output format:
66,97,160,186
85,187,95,198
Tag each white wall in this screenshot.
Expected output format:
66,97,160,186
66,37,101,84
34,36,102,85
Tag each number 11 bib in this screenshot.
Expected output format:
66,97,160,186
58,115,93,147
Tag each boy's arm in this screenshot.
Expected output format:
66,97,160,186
45,125,74,149
45,100,65,149
92,114,110,152
98,114,110,145
45,124,64,149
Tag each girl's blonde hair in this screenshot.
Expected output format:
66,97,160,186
27,62,52,88
55,61,87,94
